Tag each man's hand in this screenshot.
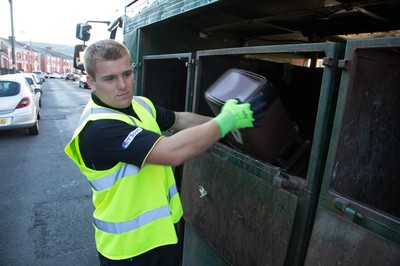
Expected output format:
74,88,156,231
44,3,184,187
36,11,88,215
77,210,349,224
213,99,254,138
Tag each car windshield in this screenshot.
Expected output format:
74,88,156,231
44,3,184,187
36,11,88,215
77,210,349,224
0,81,20,97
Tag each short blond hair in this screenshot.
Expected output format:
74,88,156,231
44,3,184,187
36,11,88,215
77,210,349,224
84,39,131,80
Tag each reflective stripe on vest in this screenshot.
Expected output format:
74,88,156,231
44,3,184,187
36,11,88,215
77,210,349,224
133,96,154,117
94,205,170,234
77,96,152,128
78,107,136,127
168,184,178,202
90,163,140,191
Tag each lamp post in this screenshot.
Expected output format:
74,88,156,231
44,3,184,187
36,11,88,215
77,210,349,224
9,0,16,73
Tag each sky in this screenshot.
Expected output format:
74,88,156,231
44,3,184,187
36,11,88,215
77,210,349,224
0,0,125,46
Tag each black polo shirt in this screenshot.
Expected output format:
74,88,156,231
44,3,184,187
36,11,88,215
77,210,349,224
79,93,175,170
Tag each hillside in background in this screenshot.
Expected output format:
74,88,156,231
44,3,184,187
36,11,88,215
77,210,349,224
32,41,75,57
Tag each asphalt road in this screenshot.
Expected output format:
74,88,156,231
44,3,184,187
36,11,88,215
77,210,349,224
0,78,98,265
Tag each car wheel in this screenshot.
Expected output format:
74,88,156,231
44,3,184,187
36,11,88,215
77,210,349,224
28,120,39,135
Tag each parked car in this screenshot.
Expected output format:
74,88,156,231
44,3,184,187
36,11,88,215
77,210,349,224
32,71,45,82
29,73,42,86
78,74,89,89
0,74,41,135
48,72,61,79
47,72,56,79
17,73,42,107
66,73,77,81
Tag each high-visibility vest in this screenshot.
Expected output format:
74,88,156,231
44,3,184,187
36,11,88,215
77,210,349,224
64,96,183,260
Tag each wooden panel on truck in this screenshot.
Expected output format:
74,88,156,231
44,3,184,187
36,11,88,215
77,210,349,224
181,143,298,265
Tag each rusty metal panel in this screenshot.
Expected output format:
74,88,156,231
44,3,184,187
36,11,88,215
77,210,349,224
181,144,298,265
305,208,400,266
319,37,400,248
331,47,400,218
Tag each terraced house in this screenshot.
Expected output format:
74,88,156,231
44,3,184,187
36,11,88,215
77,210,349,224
0,36,74,75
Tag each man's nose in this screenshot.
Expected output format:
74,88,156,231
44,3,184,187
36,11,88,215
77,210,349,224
116,76,127,90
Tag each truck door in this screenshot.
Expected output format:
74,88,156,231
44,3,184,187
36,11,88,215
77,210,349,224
305,37,400,265
180,43,343,265
141,53,195,112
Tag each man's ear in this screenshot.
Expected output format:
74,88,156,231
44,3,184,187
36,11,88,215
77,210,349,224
87,75,96,91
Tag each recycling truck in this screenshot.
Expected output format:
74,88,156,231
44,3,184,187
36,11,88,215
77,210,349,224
73,0,400,265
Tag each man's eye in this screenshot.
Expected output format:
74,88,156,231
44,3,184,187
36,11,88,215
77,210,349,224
104,77,114,81
124,72,133,77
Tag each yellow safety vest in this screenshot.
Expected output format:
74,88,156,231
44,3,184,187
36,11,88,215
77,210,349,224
64,96,183,260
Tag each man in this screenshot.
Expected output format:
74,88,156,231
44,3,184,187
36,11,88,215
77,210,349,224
65,39,254,265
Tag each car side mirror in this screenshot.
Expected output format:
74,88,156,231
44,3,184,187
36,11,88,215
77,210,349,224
76,23,92,42
74,44,87,71
34,88,41,94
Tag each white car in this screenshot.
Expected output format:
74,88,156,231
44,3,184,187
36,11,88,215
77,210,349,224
13,73,42,107
32,71,45,83
0,74,41,135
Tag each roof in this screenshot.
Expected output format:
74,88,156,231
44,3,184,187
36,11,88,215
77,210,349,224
126,0,400,43
0,74,29,83
0,36,73,60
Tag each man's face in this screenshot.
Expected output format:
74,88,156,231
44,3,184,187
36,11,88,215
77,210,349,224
87,54,134,109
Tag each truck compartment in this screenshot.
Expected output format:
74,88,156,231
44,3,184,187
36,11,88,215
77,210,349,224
194,50,326,178
329,46,400,219
141,54,193,112
180,43,342,265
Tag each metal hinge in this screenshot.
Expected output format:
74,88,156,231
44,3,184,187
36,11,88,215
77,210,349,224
322,57,334,67
132,63,139,72
333,198,364,220
338,59,350,70
272,172,302,190
185,58,197,68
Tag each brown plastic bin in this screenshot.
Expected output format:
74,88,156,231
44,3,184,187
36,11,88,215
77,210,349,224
205,68,310,173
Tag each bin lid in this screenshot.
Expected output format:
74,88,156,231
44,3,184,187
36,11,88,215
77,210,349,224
205,68,266,103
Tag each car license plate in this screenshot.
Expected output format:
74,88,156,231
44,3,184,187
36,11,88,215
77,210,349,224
0,117,11,126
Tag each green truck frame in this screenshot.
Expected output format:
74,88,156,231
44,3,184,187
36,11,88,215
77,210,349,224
75,1,400,265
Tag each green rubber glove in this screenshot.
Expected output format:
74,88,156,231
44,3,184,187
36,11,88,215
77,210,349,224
213,99,254,138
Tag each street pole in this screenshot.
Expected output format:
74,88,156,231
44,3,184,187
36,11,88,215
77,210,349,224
9,0,16,73
29,39,33,72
